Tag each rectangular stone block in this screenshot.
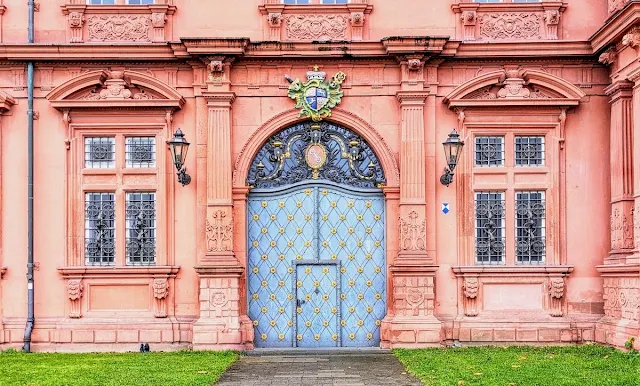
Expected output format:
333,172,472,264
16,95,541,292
583,329,595,342
73,330,94,343
193,331,218,344
32,329,49,342
95,330,117,343
539,329,560,342
180,330,191,342
417,329,441,343
494,329,516,341
458,328,471,341
56,330,72,343
516,329,538,342
560,329,573,342
140,330,162,343
162,330,175,343
117,330,139,343
9,329,23,343
218,331,242,344
391,330,416,343
471,329,493,342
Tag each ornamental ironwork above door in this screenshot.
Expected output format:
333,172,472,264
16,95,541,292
247,121,386,189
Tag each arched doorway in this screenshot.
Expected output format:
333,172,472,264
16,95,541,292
246,121,387,348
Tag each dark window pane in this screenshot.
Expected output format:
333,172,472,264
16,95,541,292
516,191,546,264
475,191,505,264
85,193,116,265
126,192,156,265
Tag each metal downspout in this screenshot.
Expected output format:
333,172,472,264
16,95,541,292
22,0,35,353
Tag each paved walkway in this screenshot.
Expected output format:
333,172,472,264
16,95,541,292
216,351,422,386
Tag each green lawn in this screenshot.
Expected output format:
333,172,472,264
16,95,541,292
0,350,238,386
395,345,640,386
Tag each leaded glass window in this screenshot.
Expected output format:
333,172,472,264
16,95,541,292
125,137,156,168
516,191,546,264
284,0,310,4
87,0,115,4
126,192,156,265
85,193,116,265
475,191,505,264
475,136,504,167
515,136,545,166
127,0,154,4
85,137,115,168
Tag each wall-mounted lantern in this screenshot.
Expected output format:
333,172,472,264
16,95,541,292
167,128,191,186
440,129,464,187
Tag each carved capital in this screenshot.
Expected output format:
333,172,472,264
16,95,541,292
461,10,476,26
350,11,365,27
67,279,83,319
151,12,166,28
267,12,282,27
68,12,84,28
544,10,560,26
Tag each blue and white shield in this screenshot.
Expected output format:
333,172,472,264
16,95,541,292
305,87,329,111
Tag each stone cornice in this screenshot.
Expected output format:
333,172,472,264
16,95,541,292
591,1,640,52
604,79,634,97
596,263,640,276
452,1,567,13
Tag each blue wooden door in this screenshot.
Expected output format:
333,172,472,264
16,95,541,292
247,184,385,348
295,263,339,347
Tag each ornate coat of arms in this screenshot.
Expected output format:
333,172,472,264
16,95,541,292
286,65,346,122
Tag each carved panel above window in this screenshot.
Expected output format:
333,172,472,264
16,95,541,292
452,1,567,41
258,0,372,42
61,1,176,43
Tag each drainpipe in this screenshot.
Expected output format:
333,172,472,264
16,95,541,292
22,0,35,353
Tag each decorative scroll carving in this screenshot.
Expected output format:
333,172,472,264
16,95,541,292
479,13,541,40
78,71,156,101
153,278,169,318
609,0,632,15
622,27,640,49
67,279,83,319
393,276,434,317
400,211,426,251
286,15,348,41
548,277,565,317
461,11,477,41
87,15,151,42
206,210,232,252
634,201,640,248
599,46,617,66
603,277,639,321
610,207,633,250
463,277,479,317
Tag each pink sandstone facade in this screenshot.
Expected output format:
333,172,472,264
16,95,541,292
0,0,638,352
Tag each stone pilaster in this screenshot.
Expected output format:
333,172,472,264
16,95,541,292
605,80,635,263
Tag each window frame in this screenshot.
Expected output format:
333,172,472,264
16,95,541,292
86,0,156,4
282,0,349,3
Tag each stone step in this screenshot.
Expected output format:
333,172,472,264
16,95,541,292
246,347,392,356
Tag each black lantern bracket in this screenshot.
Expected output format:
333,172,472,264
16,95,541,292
440,129,464,187
167,128,191,187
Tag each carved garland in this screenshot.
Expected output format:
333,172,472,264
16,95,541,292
67,279,83,318
87,15,151,42
548,277,565,317
153,278,169,318
463,277,479,317
286,15,348,41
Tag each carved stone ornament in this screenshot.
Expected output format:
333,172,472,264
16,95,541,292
407,59,422,72
599,47,618,66
610,207,633,250
399,211,426,251
549,277,565,317
286,15,348,41
463,277,479,317
394,276,434,317
151,12,166,28
461,11,477,26
67,279,83,319
153,278,169,318
286,66,346,122
479,13,541,40
609,0,632,15
350,12,365,27
405,287,425,306
268,12,282,27
208,60,224,74
79,71,153,101
211,291,228,307
87,15,151,42
623,27,640,49
603,277,640,321
634,201,640,248
206,210,232,252
544,10,560,26
68,12,84,28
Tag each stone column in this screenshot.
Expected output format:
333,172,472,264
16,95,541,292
193,59,251,350
381,57,441,348
604,80,635,263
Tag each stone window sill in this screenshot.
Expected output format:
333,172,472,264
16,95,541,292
58,265,180,279
452,265,574,277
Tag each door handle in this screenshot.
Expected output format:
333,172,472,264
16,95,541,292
296,299,306,307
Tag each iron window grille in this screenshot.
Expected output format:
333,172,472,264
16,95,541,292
475,136,505,167
85,192,116,265
515,136,545,166
125,137,156,168
516,191,546,264
85,137,115,169
126,192,156,265
475,191,506,264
